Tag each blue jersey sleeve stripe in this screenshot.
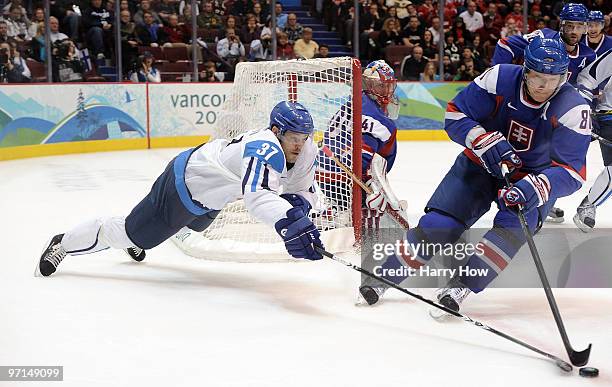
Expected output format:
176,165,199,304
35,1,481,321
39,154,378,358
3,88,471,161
242,157,255,195
250,159,264,192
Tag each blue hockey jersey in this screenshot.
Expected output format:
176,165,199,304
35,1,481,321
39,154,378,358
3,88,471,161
492,28,596,86
582,34,612,57
445,64,591,199
319,92,398,176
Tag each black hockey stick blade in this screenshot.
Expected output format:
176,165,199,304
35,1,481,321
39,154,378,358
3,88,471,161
569,344,592,367
591,131,612,147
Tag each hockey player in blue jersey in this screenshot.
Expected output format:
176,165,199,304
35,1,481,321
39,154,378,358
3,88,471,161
584,11,612,57
492,3,595,223
493,3,596,87
37,101,325,277
319,60,400,213
574,49,612,231
359,37,591,311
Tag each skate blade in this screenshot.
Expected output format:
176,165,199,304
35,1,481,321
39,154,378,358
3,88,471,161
573,214,594,233
34,236,53,277
429,307,453,322
544,216,564,224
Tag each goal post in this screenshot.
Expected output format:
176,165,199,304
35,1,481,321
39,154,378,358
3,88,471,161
173,57,363,262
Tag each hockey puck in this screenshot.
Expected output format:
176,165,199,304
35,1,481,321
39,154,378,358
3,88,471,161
579,367,599,377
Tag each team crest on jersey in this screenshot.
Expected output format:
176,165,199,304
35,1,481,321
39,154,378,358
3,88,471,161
507,120,534,152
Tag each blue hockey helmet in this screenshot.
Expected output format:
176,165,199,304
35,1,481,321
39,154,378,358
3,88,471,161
524,36,570,75
269,101,314,136
559,3,588,22
588,10,605,24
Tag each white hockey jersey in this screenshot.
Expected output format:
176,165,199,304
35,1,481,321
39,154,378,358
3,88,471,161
184,128,318,226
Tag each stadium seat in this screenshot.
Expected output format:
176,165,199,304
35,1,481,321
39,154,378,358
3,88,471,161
385,46,413,68
163,46,190,62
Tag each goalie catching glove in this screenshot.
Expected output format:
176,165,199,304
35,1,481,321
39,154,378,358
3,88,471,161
275,207,323,260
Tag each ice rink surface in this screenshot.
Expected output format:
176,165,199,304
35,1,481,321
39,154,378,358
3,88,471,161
2,142,611,386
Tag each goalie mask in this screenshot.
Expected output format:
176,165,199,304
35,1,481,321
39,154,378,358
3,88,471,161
363,60,400,119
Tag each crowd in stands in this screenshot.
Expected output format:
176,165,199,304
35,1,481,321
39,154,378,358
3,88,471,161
0,0,610,83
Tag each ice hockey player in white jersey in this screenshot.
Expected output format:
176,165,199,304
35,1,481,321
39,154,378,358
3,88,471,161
574,49,612,231
36,101,324,277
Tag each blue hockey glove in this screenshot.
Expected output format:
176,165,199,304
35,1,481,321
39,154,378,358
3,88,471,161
275,207,323,260
499,174,551,214
280,193,312,214
471,131,522,178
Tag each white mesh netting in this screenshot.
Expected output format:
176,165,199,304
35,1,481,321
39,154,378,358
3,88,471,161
173,57,360,262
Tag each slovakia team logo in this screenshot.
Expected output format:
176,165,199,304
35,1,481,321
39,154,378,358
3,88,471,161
507,120,534,152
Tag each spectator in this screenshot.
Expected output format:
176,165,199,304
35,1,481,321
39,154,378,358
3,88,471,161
501,17,521,39
428,16,442,45
527,4,543,32
30,23,45,61
4,5,30,42
293,27,318,59
476,15,501,49
211,0,227,17
136,11,163,47
535,18,547,31
361,3,383,35
200,60,223,81
2,0,26,18
180,3,195,25
378,17,402,48
505,2,524,32
443,33,460,63
156,0,176,22
420,61,439,82
51,0,81,41
460,46,484,72
313,43,328,58
451,17,472,47
453,59,480,81
52,39,84,82
120,9,139,75
421,29,438,62
179,0,200,17
197,2,222,29
251,2,266,28
459,1,484,33
49,16,69,43
483,3,503,28
217,28,245,66
28,7,44,39
417,0,435,24
0,41,29,82
283,13,303,45
276,31,294,60
402,16,424,48
385,6,398,22
130,51,161,82
441,54,457,81
0,21,10,44
134,0,162,26
83,0,113,59
248,29,272,61
272,2,288,29
222,15,238,36
161,13,190,47
240,15,260,44
400,45,427,81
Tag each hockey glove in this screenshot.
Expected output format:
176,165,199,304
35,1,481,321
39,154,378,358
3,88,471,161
471,131,522,179
280,193,312,215
498,174,551,214
275,207,323,260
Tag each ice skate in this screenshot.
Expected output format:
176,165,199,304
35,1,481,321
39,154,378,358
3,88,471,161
573,196,596,233
124,246,146,262
429,280,471,321
545,206,564,223
36,234,67,277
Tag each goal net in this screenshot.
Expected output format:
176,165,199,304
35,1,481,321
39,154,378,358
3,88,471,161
173,57,362,262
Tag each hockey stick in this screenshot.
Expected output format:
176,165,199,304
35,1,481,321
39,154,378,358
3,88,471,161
591,131,612,147
314,246,573,372
501,164,592,367
319,144,410,229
